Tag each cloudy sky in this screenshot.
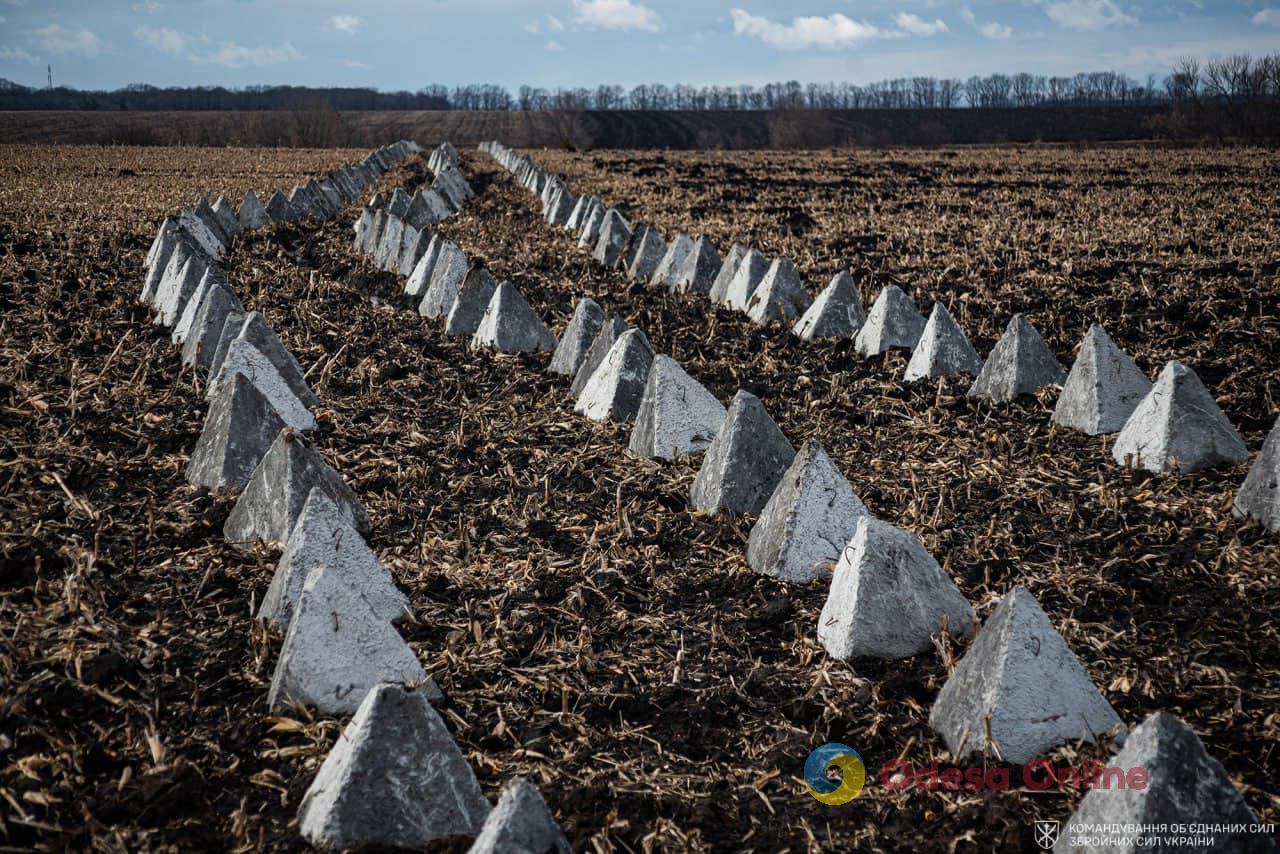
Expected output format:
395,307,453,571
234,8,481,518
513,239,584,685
0,0,1276,92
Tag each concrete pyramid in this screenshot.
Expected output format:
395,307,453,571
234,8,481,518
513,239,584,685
187,373,287,490
564,195,597,233
591,209,632,269
374,216,405,271
746,440,869,583
468,778,570,854
155,254,207,328
625,227,667,283
405,234,443,299
238,189,271,230
708,243,748,305
289,185,322,221
854,285,926,357
903,303,982,382
211,196,240,238
722,248,770,311
140,229,180,306
673,237,722,296
419,240,467,320
746,257,813,325
817,516,974,660
259,489,408,630
1054,712,1276,854
267,566,434,715
690,390,796,516
549,298,604,377
219,311,318,408
224,429,371,547
546,186,576,227
145,217,177,269
471,282,556,354
359,210,386,257
399,228,431,278
577,202,606,250
297,684,487,851
444,267,500,337
394,223,420,274
211,339,316,433
1234,416,1280,531
180,281,244,370
929,585,1123,764
569,316,627,398
189,201,229,254
1052,324,1152,435
1111,361,1247,473
574,328,655,422
628,355,726,461
207,309,246,381
388,187,412,218
793,273,865,341
171,267,224,345
969,314,1066,402
650,233,694,291
265,189,295,223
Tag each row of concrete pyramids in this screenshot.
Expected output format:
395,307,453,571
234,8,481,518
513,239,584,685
485,141,1279,530
140,141,568,851
481,143,1279,834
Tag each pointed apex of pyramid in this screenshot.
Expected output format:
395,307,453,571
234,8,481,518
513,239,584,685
854,285,926,357
673,236,722,296
708,243,748,305
1055,712,1273,854
969,314,1066,402
650,233,694,290
469,777,571,854
793,273,865,341
574,328,655,422
211,196,241,239
405,234,443,298
180,281,243,370
238,189,272,230
1234,415,1280,531
268,564,436,715
155,253,206,327
444,266,501,338
187,373,286,490
1112,360,1247,473
1052,324,1151,435
929,585,1123,764
577,202,607,249
625,227,667,283
224,429,370,548
570,316,627,397
819,516,974,660
722,248,770,312
260,488,407,630
904,303,982,382
298,683,487,851
747,440,868,583
628,355,726,461
549,298,605,377
591,208,632,269
265,189,295,223
746,257,813,325
472,282,557,354
690,390,796,516
419,240,467,320
211,338,316,433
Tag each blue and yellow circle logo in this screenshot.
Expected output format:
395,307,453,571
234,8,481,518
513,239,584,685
804,743,866,805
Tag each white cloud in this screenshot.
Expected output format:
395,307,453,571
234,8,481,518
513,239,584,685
191,41,302,68
524,21,540,34
548,15,565,31
1043,0,1136,31
331,15,362,34
961,6,1013,38
342,58,367,68
0,45,37,62
1253,8,1280,26
31,24,102,58
135,26,188,55
571,0,661,32
730,9,882,50
893,12,947,36
545,40,564,51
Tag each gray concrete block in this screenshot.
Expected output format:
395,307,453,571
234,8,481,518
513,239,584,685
155,254,206,328
180,281,244,371
577,202,607,250
468,777,570,854
186,372,287,490
854,285,926,357
445,267,501,338
237,189,272,230
141,230,182,306
388,187,412,219
211,195,241,238
1112,360,1247,473
708,243,748,305
405,234,443,299
746,257,813,325
419,240,468,320
569,316,627,398
549,298,605,377
265,190,296,223
929,586,1123,764
673,237,722,297
210,339,316,433
722,248,769,311
574,328,655,422
690,390,796,516
650,232,694,291
145,217,177,269
625,226,667,283
546,187,577,227
564,195,597,233
1234,415,1280,531
817,516,973,660
969,314,1066,402
1052,324,1151,435
747,440,869,583
628,355,726,461
297,683,487,851
591,208,632,269
171,267,224,345
471,281,556,354
226,311,319,408
904,302,982,381
793,272,865,341
374,216,405,271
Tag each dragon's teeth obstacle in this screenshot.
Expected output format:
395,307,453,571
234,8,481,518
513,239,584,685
746,439,868,583
628,355,726,460
1234,416,1280,531
929,585,1123,764
549,298,605,377
818,516,973,660
573,328,655,422
471,281,557,354
793,272,865,341
689,390,796,516
650,232,695,291
1052,323,1151,435
854,284,926,357
968,314,1066,402
1111,360,1246,473
570,316,627,398
186,373,287,490
469,777,571,854
445,267,501,338
745,257,812,325
708,243,748,305
722,248,769,312
903,302,982,381
673,236,721,296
